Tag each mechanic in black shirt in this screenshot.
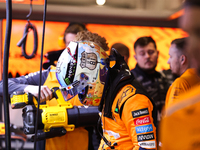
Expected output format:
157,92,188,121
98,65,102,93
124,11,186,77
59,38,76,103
131,36,170,123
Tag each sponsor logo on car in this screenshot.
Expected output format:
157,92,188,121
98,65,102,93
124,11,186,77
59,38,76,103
132,108,149,118
137,133,155,142
134,116,151,126
135,124,153,134
138,141,156,148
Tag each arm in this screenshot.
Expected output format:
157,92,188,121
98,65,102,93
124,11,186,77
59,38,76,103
0,67,52,101
165,78,189,109
121,94,157,150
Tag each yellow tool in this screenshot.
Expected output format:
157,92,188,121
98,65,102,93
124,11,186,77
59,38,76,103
10,87,99,140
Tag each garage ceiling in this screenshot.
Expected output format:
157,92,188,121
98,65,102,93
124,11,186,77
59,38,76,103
0,0,185,27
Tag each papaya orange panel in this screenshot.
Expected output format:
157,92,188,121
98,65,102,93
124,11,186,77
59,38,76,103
2,19,69,76
2,19,187,77
86,24,188,71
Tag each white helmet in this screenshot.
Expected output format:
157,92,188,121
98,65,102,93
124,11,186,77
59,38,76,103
56,41,109,106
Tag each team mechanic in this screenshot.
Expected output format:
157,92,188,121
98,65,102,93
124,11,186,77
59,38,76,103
0,31,157,150
0,31,110,150
55,31,158,150
0,62,96,149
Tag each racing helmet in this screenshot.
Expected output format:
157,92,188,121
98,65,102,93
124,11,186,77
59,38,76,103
56,41,109,106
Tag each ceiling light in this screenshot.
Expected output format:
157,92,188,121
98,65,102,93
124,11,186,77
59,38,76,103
96,0,106,6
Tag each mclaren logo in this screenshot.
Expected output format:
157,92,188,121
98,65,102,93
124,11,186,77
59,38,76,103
118,86,135,105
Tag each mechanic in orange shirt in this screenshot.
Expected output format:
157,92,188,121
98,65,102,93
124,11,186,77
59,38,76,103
160,84,200,150
165,37,200,109
3,30,157,150
0,31,108,150
160,0,200,150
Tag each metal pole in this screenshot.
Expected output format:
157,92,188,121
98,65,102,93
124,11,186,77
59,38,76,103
3,0,12,149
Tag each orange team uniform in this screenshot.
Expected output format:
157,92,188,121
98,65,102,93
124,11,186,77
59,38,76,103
165,68,200,109
43,66,89,150
160,84,200,150
98,84,157,150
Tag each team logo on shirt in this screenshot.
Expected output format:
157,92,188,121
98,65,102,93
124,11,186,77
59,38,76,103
120,86,135,105
132,108,149,118
137,133,154,142
138,141,156,148
134,116,151,126
135,124,153,134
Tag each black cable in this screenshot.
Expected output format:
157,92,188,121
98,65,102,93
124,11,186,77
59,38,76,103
22,22,38,59
34,0,47,149
26,0,33,19
16,0,38,59
3,0,12,149
97,117,116,149
17,21,38,59
17,0,38,59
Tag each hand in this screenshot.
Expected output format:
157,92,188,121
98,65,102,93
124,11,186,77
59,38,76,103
24,85,53,102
